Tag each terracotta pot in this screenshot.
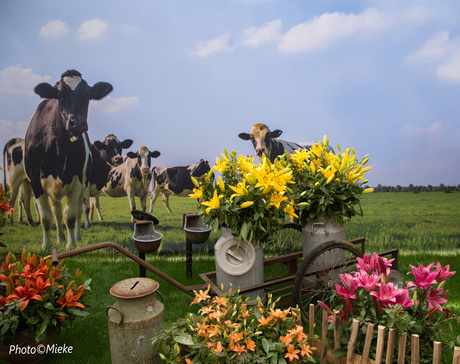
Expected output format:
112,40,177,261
0,327,60,364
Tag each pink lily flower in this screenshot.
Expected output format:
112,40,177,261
390,288,414,310
355,272,382,291
426,288,447,308
335,283,355,313
356,253,377,274
435,262,456,282
339,273,358,293
369,281,404,307
407,263,438,290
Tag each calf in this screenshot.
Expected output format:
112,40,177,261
238,123,328,162
24,69,113,249
83,134,133,228
2,138,35,226
102,146,160,217
149,159,210,213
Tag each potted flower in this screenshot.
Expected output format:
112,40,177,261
152,286,315,363
189,150,296,301
0,250,91,362
0,172,14,247
318,253,457,363
288,136,373,258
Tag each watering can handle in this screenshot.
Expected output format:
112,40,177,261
106,306,124,327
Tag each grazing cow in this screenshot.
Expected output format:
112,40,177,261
83,134,133,228
2,138,35,226
149,159,211,213
24,69,113,249
102,146,160,217
238,123,330,162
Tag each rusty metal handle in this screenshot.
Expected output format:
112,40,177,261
106,306,124,327
155,290,164,303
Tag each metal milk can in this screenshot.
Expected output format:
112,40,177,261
107,278,164,363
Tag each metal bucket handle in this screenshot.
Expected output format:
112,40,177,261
106,306,124,327
155,290,164,303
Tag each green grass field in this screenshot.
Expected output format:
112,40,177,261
0,192,459,363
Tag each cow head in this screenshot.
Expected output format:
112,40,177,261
127,146,161,175
190,159,211,178
238,123,282,158
93,134,133,166
34,70,113,138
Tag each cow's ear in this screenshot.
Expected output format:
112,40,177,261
93,141,106,150
34,83,58,99
127,151,137,159
238,133,250,140
121,139,134,149
90,82,113,100
270,129,283,138
149,151,161,158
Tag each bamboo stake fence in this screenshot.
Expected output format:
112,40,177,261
307,304,460,364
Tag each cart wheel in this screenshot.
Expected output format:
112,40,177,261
292,240,361,325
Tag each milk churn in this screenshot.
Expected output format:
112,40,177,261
107,278,164,364
214,227,264,303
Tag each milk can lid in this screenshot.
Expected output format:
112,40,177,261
109,278,159,299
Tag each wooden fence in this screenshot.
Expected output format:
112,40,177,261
307,304,460,364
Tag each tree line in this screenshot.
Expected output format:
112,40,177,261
369,183,459,193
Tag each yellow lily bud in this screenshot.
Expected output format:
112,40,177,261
362,166,371,173
315,182,320,187
326,174,334,184
310,161,316,174
191,176,199,188
241,201,254,208
217,176,225,191
297,202,309,207
323,135,328,146
362,188,374,194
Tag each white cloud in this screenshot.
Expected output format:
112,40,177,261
436,49,460,83
40,20,69,39
408,31,452,61
90,96,140,113
278,8,388,53
77,19,108,41
0,119,29,147
402,121,444,137
0,66,52,95
189,34,234,57
242,19,282,46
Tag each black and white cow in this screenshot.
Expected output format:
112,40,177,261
102,146,160,217
238,123,328,162
2,138,35,226
83,134,133,228
24,70,113,249
149,159,210,213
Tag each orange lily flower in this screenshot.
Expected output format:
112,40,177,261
55,289,85,311
257,315,272,327
7,283,43,311
284,344,300,362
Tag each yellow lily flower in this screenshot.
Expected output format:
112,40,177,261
188,188,204,199
284,201,299,220
229,180,248,200
269,192,288,208
200,190,223,215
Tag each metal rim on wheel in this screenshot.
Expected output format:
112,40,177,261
292,240,362,325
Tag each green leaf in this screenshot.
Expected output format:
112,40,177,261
240,221,249,241
84,278,92,290
270,352,278,364
67,308,90,317
26,316,40,325
44,302,55,310
262,337,270,354
173,333,195,346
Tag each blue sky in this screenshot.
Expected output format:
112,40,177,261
1,0,459,187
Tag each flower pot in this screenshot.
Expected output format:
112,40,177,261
0,327,60,364
302,215,346,269
214,227,264,303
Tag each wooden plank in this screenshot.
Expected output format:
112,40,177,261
398,333,407,364
411,334,419,364
263,251,303,266
453,346,460,364
361,322,375,364
334,311,341,364
347,319,360,364
432,341,441,364
385,328,396,364
321,309,328,364
375,325,386,364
